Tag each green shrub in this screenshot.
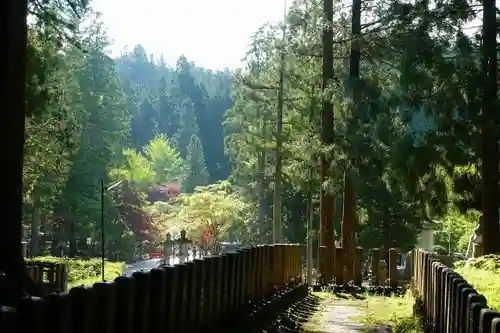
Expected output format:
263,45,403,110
455,254,500,271
27,256,124,283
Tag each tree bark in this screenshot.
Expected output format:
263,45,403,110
481,0,499,254
272,21,286,243
342,0,361,283
320,0,335,282
1,0,41,305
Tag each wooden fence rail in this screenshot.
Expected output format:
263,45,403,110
26,262,68,293
0,244,303,333
412,248,500,333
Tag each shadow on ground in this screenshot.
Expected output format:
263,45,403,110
261,293,325,333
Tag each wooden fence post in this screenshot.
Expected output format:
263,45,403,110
334,247,344,285
263,246,271,295
451,275,467,333
176,264,189,331
239,249,249,306
164,266,178,331
185,262,197,332
233,251,242,311
249,247,257,300
220,254,229,316
113,277,135,333
203,257,215,327
479,309,500,333
212,256,223,325
44,292,72,333
70,286,94,333
491,318,500,333
19,297,44,333
132,271,151,333
195,258,207,328
279,244,286,285
192,259,204,329
148,268,166,333
93,281,116,333
353,247,363,286
0,306,18,332
371,248,380,286
226,253,237,315
388,248,398,288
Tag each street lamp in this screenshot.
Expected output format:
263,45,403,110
101,179,123,281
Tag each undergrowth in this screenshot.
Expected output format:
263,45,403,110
27,256,124,288
357,291,423,333
455,254,500,310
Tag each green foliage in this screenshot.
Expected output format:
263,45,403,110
455,254,500,271
24,7,233,259
24,0,499,259
168,181,251,246
111,134,185,186
144,134,185,183
26,256,124,283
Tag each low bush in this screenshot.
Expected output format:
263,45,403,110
27,256,124,283
455,254,500,271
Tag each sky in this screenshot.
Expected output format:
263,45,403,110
91,0,286,70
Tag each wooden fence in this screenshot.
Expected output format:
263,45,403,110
318,246,403,287
412,248,500,333
0,244,303,333
26,262,68,293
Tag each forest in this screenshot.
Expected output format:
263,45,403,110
21,0,499,261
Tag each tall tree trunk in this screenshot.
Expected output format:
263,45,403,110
319,0,335,282
307,185,314,285
1,0,41,304
30,199,41,257
341,173,357,281
342,0,361,283
481,0,499,255
273,18,286,243
257,110,268,243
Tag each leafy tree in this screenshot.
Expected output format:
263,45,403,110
169,181,249,252
143,134,185,184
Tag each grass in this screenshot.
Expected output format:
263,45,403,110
357,292,422,333
67,261,124,289
301,291,423,333
455,265,500,310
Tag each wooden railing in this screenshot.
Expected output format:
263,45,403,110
412,248,500,333
26,262,68,293
0,244,305,333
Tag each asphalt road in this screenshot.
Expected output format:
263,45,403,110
122,251,197,276
123,258,164,276
122,245,241,276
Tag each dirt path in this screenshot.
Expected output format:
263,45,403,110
306,303,364,333
300,294,393,333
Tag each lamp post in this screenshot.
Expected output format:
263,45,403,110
101,180,123,281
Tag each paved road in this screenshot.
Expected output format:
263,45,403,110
122,252,199,276
123,258,164,276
